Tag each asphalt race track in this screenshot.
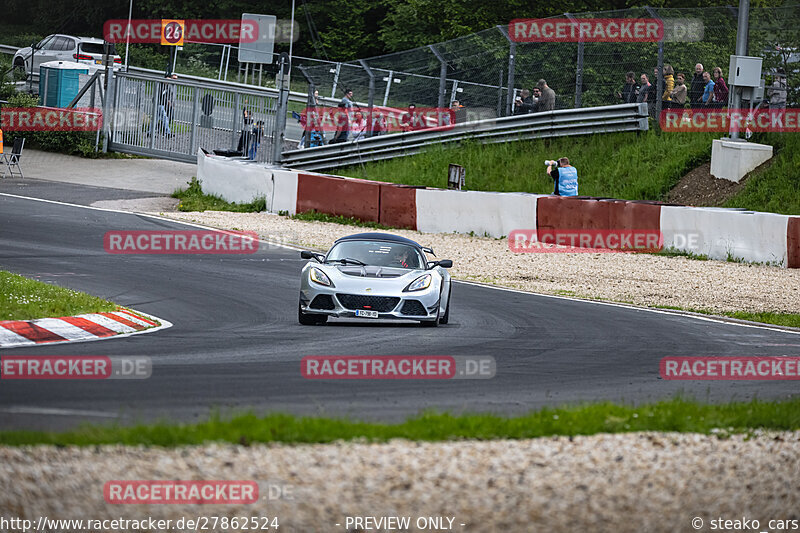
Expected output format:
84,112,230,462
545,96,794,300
1,184,799,431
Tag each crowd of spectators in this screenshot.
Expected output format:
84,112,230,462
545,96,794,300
613,61,788,113
513,79,556,115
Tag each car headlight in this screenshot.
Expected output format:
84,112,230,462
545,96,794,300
309,267,333,287
404,273,432,292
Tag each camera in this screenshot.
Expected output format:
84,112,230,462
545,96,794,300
545,160,558,166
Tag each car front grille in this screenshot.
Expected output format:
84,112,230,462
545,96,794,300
336,294,400,312
310,294,336,310
400,300,427,315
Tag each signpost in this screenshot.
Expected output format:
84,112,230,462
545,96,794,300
160,19,185,46
448,164,466,190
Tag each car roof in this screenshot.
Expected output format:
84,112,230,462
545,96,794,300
334,232,423,249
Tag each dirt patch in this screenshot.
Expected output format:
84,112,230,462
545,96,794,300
667,158,773,207
667,162,745,206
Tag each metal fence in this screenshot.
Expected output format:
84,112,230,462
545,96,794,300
109,71,279,163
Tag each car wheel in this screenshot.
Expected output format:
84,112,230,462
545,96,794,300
421,293,441,327
439,284,451,325
298,302,327,325
13,58,28,80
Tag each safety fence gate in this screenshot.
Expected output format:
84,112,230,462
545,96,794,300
108,72,279,163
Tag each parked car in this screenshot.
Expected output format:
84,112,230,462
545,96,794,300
13,35,121,78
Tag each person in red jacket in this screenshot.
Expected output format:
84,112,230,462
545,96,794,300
711,67,729,108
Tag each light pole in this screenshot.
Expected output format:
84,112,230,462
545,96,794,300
124,0,133,71
287,0,295,92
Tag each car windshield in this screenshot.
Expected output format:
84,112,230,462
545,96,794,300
326,241,424,269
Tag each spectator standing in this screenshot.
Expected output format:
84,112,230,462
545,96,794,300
237,106,253,152
670,73,688,107
248,120,264,160
351,111,367,141
536,79,555,111
662,64,675,108
712,67,729,108
371,111,387,136
547,157,578,197
157,73,177,137
331,102,349,143
768,68,787,109
701,71,715,105
513,89,535,115
689,63,705,107
531,88,541,112
637,74,652,104
618,71,638,103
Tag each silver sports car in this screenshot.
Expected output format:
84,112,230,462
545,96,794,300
298,232,453,326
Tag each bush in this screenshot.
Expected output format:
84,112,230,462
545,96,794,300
3,93,101,158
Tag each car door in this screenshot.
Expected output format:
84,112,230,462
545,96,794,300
59,37,78,63
34,35,62,70
30,35,55,72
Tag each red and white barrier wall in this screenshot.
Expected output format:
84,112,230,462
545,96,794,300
196,151,800,268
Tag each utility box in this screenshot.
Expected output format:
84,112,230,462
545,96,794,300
39,61,89,107
728,55,762,88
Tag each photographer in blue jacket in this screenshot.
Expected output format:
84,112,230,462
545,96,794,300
546,157,578,196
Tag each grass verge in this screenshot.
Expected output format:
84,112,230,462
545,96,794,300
724,133,800,215
172,177,266,212
1,397,798,446
654,304,800,328
0,270,117,321
335,131,716,201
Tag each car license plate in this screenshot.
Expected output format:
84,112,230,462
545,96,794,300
95,60,102,64
356,309,379,318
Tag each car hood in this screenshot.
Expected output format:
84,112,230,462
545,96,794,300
333,265,414,278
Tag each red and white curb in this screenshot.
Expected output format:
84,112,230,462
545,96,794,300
0,309,172,349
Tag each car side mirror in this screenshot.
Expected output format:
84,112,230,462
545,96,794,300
300,250,323,262
438,259,453,268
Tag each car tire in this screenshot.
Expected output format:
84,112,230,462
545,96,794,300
439,284,451,325
298,302,327,325
421,292,442,327
13,58,28,80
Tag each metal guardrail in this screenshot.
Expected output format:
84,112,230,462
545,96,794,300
0,45,18,55
281,103,650,171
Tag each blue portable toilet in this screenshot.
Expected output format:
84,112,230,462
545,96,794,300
39,61,89,107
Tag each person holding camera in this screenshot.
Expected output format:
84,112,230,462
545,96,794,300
546,157,578,197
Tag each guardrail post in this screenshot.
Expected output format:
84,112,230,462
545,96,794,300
566,13,584,108
429,45,447,110
102,70,117,153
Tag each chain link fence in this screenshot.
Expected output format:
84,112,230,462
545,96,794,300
159,5,798,119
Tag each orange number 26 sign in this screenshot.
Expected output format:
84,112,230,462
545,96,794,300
161,19,185,45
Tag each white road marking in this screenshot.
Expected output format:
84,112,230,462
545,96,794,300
0,406,119,418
